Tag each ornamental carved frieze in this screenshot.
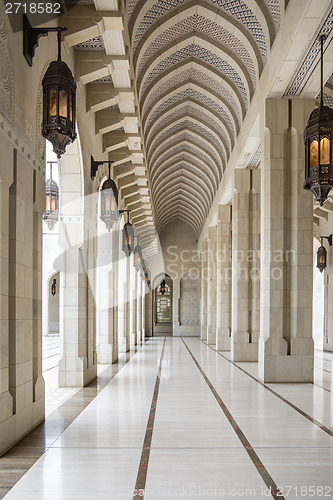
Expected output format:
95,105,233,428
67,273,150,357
0,1,14,127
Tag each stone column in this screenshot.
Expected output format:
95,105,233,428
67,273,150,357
207,227,217,344
216,205,232,350
58,245,96,386
129,254,137,346
324,272,333,351
231,169,259,361
141,278,146,340
118,236,130,352
111,225,119,361
259,98,314,382
200,240,208,340
0,164,14,433
0,147,45,455
137,277,143,342
250,171,261,348
96,235,114,363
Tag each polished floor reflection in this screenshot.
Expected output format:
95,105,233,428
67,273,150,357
2,338,333,499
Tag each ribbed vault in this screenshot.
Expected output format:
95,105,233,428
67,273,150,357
129,0,281,234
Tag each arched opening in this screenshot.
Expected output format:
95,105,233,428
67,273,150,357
313,238,325,351
41,142,63,412
48,271,60,335
153,273,173,336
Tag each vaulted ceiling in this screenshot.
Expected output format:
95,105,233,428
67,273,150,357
128,0,281,234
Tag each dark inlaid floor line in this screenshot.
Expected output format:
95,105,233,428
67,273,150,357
0,340,148,500
198,338,333,438
181,338,285,500
133,337,167,500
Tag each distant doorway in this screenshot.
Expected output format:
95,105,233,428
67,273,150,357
153,274,173,336
48,272,60,335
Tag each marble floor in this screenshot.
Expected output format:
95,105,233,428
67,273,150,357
1,337,333,499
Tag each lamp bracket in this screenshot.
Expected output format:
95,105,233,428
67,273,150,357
320,234,332,246
91,156,114,180
23,15,67,66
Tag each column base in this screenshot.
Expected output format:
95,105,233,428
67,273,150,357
137,329,142,342
216,328,231,351
130,332,137,346
58,356,97,387
0,391,13,423
119,341,130,354
258,338,313,382
0,397,45,456
207,325,216,345
97,345,118,364
33,375,45,402
231,331,258,361
201,324,207,341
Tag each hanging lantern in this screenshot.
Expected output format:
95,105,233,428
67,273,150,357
100,164,119,231
51,279,57,296
145,267,151,287
317,235,332,273
140,260,146,280
42,27,76,158
43,161,59,230
160,279,166,295
122,212,134,256
304,35,333,205
133,244,143,271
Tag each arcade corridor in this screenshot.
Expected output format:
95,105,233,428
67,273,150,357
1,338,332,499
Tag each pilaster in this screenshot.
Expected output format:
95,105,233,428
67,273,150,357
259,98,314,382
200,240,208,340
207,227,217,344
216,205,232,351
231,169,259,361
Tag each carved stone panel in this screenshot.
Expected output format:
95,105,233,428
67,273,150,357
180,274,200,326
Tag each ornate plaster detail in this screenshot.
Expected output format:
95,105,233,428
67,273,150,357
0,1,14,127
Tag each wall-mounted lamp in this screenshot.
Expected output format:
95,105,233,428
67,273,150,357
43,161,59,230
51,279,56,296
23,15,77,158
93,157,119,231
120,210,134,257
133,240,143,272
317,234,332,273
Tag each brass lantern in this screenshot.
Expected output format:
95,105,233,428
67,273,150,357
317,235,332,273
304,35,333,205
160,279,166,295
140,260,147,280
42,28,76,158
100,164,119,231
144,266,151,287
133,244,143,272
43,161,59,230
51,279,56,296
122,212,134,257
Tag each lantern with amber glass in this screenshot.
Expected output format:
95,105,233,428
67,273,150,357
146,267,151,287
160,279,166,295
43,161,59,230
304,35,333,205
100,164,119,231
317,235,332,273
41,27,76,158
133,244,143,272
121,211,134,257
51,279,57,296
